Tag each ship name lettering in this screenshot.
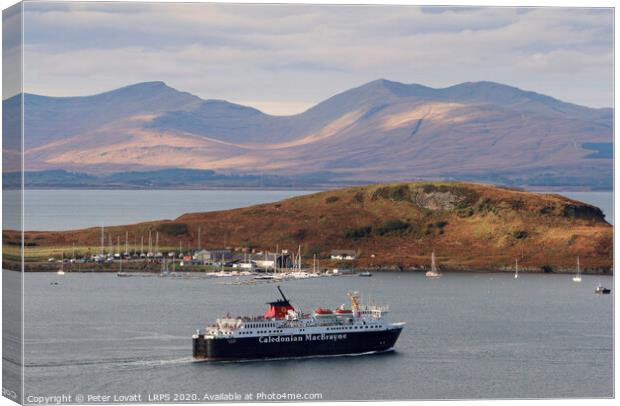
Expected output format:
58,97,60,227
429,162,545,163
305,333,347,341
258,335,302,343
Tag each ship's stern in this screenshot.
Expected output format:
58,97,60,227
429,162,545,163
192,332,208,360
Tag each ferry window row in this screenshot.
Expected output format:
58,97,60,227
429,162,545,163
326,325,380,331
247,323,276,328
238,329,283,335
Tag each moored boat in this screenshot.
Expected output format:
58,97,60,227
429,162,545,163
57,253,65,275
595,284,611,294
514,259,518,279
572,256,582,282
425,251,442,278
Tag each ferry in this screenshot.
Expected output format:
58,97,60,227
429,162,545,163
192,286,404,361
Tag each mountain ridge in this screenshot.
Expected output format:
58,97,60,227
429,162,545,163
12,78,611,117
4,79,612,188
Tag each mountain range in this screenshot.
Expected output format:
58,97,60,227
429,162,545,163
3,79,613,188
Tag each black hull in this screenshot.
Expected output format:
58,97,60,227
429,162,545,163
193,327,403,361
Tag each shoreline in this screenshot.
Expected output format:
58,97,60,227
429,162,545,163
4,266,613,276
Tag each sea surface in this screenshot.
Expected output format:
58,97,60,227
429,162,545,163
1,189,614,231
15,272,614,401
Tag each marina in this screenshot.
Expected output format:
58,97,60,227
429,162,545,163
8,187,613,276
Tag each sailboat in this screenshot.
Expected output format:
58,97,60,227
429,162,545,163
572,256,582,282
514,259,519,279
57,253,65,275
425,251,442,278
160,257,170,277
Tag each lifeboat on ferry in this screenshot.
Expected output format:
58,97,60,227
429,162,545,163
313,308,335,318
335,308,353,317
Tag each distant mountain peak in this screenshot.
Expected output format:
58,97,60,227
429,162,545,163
123,80,168,88
103,80,181,96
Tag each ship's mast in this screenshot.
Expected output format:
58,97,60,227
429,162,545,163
348,291,361,318
197,226,201,250
277,285,288,302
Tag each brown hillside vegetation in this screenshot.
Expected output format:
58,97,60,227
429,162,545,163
8,182,613,272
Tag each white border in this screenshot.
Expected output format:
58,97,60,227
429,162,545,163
0,2,616,406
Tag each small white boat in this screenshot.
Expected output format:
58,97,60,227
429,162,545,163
595,284,611,294
514,259,519,279
254,274,275,280
572,256,582,282
425,251,442,279
57,253,65,275
289,271,312,279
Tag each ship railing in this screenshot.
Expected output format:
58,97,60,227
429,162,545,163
216,317,243,330
361,304,389,312
357,305,389,320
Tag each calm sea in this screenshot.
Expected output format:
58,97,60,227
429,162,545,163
1,189,614,231
14,272,613,400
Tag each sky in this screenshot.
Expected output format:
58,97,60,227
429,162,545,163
5,2,615,114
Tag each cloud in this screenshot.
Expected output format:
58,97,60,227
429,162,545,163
17,3,613,113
